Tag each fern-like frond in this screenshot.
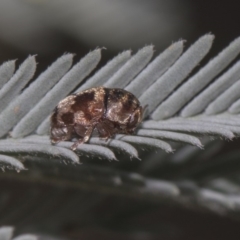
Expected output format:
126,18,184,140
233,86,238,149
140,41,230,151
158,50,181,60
1,34,240,169
0,226,38,240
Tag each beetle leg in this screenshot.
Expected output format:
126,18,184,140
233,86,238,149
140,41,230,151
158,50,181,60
71,124,95,150
70,139,84,150
83,125,95,142
96,120,116,140
51,125,73,144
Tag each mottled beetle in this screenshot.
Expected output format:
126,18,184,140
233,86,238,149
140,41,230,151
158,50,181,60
50,87,143,150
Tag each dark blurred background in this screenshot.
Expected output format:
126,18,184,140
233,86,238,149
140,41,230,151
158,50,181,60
1,0,239,73
1,0,240,239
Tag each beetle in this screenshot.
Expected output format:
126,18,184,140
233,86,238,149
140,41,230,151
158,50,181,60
50,87,143,150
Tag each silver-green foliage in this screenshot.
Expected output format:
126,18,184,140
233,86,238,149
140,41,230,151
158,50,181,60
0,34,240,170
0,226,37,240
